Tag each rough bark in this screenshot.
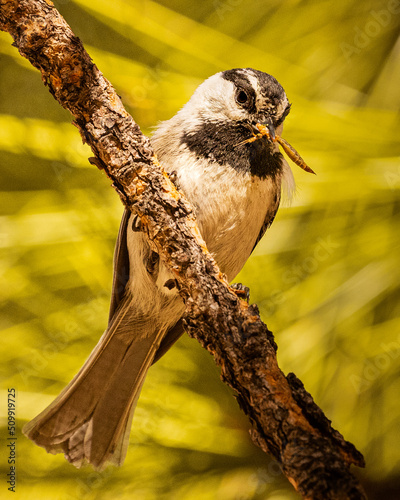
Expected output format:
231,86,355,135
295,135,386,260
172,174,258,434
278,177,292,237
0,1,366,498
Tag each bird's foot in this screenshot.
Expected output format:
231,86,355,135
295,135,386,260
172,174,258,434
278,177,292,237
230,283,250,303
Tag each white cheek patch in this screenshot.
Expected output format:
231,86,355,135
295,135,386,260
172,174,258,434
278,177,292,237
201,77,249,123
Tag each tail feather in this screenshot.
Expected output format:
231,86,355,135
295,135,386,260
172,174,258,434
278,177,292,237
23,296,164,470
66,422,91,468
87,333,155,468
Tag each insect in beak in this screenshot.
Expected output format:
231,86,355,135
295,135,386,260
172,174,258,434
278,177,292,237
264,117,276,141
236,123,315,175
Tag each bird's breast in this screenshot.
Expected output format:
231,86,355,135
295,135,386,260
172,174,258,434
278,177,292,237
171,154,281,281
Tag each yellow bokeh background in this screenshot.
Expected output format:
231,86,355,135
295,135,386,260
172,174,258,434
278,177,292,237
1,0,399,499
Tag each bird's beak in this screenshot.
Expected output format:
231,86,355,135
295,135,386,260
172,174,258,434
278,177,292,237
255,117,276,141
251,121,316,175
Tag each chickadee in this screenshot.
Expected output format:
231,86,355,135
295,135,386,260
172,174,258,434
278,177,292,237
23,68,312,469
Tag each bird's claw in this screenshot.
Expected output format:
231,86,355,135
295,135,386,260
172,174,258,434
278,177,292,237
230,283,250,303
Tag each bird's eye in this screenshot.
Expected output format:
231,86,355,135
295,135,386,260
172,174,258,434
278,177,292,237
235,89,249,106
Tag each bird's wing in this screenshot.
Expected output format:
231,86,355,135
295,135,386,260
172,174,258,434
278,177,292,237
251,193,281,254
108,208,131,322
153,319,184,363
109,208,185,361
23,208,184,469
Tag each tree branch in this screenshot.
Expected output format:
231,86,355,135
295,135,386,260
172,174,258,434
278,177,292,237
0,1,366,498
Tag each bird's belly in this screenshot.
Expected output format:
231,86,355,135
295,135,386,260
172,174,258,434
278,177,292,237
176,160,280,281
197,185,273,281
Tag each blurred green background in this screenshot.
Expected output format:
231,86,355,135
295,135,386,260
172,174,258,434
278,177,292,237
1,0,400,498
